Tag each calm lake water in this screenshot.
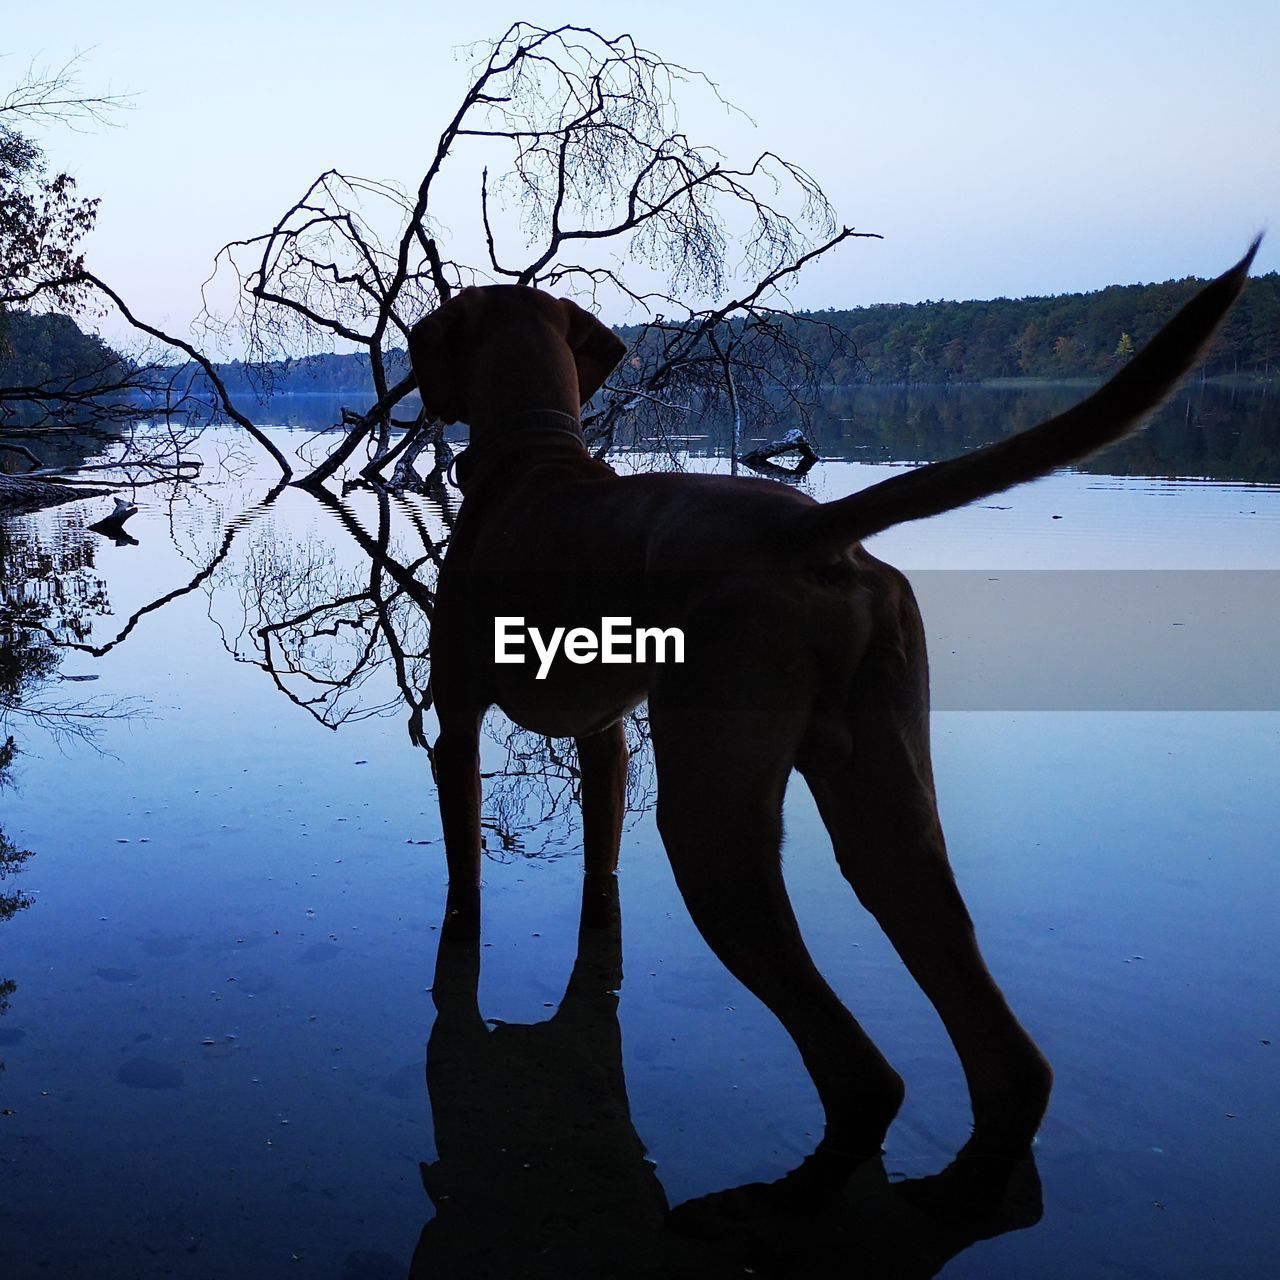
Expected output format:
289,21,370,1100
2,386,1278,1277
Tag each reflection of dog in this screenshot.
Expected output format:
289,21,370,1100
409,244,1256,1169
414,875,1045,1275
413,875,673,1277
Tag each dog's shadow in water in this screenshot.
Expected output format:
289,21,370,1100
410,875,1043,1279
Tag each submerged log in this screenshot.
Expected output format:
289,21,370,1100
740,427,818,477
0,473,109,517
88,498,139,540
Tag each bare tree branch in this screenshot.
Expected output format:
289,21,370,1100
0,53,133,129
188,22,869,491
76,271,293,477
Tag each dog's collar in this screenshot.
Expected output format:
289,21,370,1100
448,410,585,493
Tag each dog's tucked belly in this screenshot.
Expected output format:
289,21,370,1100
493,667,649,739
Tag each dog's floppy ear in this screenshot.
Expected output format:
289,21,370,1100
407,304,465,424
557,297,628,406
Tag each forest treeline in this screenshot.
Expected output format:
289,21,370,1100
209,349,412,398
793,268,1280,384
3,270,1278,404
197,268,1280,392
0,311,129,399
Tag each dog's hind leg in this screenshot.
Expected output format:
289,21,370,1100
576,720,629,878
649,691,906,1166
805,581,1052,1156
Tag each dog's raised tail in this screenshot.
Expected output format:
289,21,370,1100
796,240,1260,557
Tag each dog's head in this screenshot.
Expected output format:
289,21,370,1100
407,285,627,425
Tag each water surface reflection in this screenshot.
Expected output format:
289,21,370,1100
0,416,1277,1277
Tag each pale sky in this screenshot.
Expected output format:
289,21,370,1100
5,0,1278,349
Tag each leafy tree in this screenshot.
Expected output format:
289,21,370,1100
0,114,97,314
0,61,217,505
1,56,123,317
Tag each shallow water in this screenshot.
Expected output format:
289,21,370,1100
2,414,1278,1277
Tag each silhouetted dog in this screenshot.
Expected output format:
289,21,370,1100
408,243,1256,1171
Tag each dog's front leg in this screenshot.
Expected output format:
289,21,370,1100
575,721,629,882
434,711,485,926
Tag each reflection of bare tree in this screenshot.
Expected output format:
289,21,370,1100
478,713,654,860
9,451,645,859
210,476,440,735
217,483,655,856
221,517,432,731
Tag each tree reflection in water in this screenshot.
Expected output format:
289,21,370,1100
216,473,656,859
0,732,34,1029
0,515,140,1048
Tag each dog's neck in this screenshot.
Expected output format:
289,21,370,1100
451,409,587,494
